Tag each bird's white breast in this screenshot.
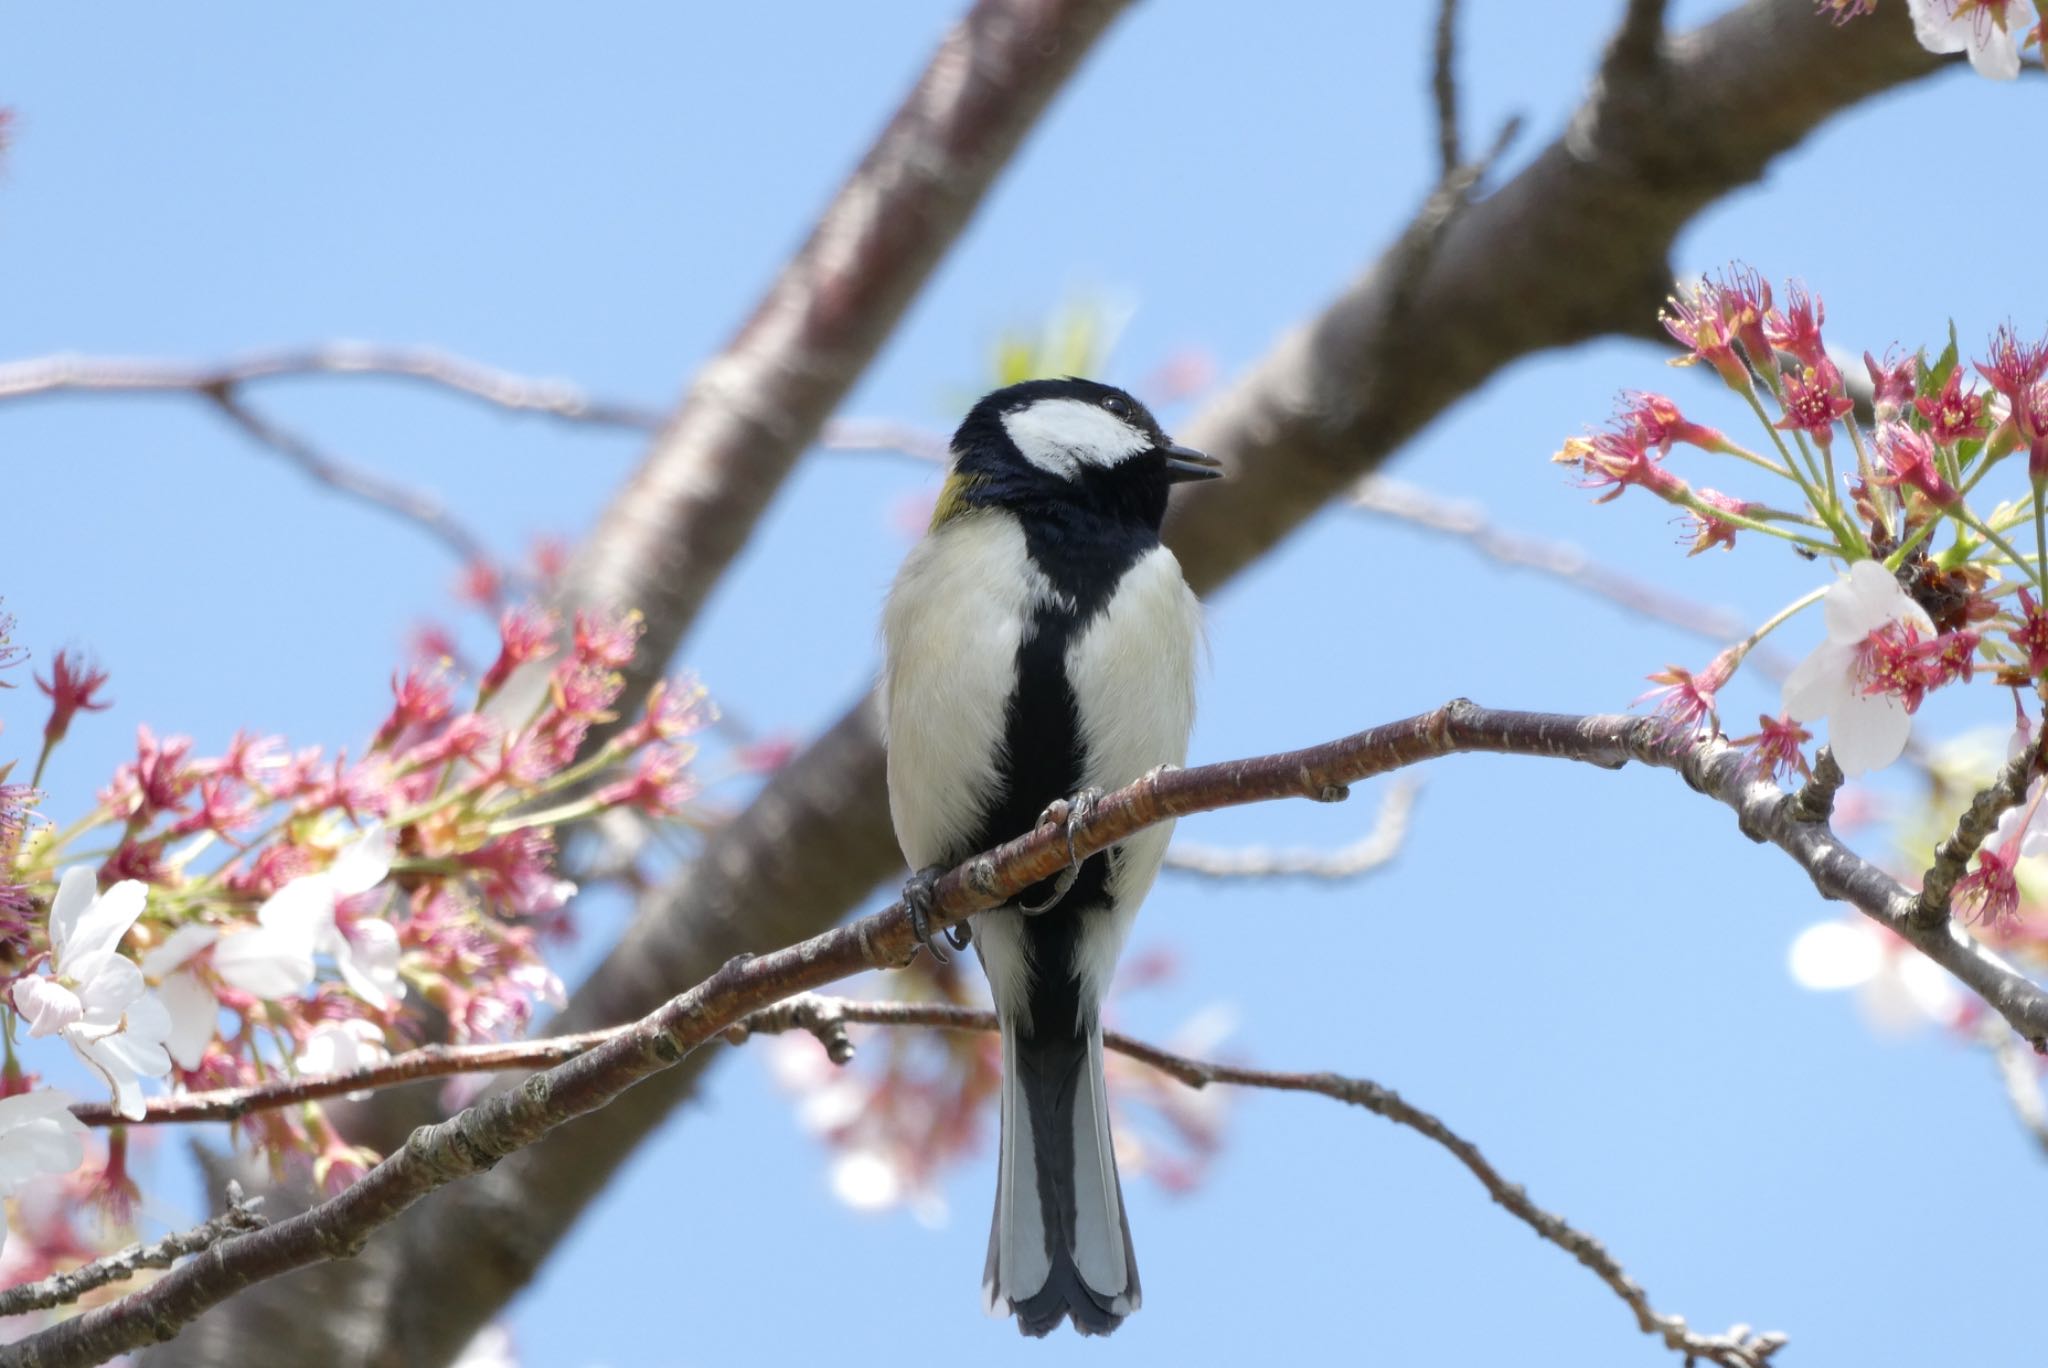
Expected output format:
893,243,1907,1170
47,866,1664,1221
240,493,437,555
881,510,1054,870
1063,543,1202,1005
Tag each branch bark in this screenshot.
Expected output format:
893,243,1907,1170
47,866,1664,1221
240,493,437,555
19,699,2037,1368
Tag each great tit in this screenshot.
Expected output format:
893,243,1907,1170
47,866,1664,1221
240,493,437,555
881,377,1222,1336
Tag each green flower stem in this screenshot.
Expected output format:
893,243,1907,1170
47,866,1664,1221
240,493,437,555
1666,487,1837,554
1739,387,1860,555
1956,507,2041,588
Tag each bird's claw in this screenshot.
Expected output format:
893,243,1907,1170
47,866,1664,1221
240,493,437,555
1016,787,1104,916
902,864,958,963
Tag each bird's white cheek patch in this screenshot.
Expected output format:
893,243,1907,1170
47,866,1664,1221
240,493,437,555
1001,399,1151,477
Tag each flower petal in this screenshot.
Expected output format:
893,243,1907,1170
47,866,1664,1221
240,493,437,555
1907,0,1973,52
256,873,339,937
60,880,148,985
213,925,317,1000
1782,643,1851,721
10,976,82,1038
334,918,404,1010
1788,921,1881,990
158,971,218,1071
330,826,395,898
45,867,98,957
1830,690,1913,776
1966,24,2022,78
140,924,220,979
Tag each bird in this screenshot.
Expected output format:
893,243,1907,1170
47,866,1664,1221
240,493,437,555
880,376,1222,1336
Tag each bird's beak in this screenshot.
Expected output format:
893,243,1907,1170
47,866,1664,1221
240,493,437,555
1163,443,1224,483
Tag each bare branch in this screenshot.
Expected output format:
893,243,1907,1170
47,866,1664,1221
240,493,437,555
15,699,2048,1367
1162,778,1417,879
0,345,665,431
1431,0,1462,176
1351,476,1794,678
201,389,496,572
741,998,1784,1368
0,1185,265,1318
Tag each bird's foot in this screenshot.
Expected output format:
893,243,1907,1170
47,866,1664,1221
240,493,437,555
902,864,970,962
1015,787,1104,916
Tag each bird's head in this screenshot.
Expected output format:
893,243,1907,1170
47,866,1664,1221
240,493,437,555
933,378,1222,532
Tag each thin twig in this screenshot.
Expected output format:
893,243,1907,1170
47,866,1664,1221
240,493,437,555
201,388,496,572
0,1184,266,1318
742,998,1783,1368
16,700,2048,1367
1351,477,1794,679
1162,778,1417,879
0,346,666,430
1916,736,2041,927
1432,0,1462,176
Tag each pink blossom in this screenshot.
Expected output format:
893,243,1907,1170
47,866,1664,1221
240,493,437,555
1730,714,1814,784
1773,360,1854,444
1872,422,1959,506
1915,368,1988,444
1864,350,1919,423
1762,282,1828,369
33,651,112,748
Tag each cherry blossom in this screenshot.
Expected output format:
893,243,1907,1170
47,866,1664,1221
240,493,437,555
1907,0,2035,79
139,924,224,1071
1781,561,1938,776
0,1091,88,1217
213,824,401,1007
9,869,174,1121
1788,918,1964,1033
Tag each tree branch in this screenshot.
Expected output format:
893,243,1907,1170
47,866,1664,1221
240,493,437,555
0,1186,266,1319
0,345,665,430
18,700,2048,1367
1161,777,1417,879
736,998,1785,1368
1431,0,1463,176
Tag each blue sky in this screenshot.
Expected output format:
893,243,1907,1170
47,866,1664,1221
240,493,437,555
4,2,2045,1364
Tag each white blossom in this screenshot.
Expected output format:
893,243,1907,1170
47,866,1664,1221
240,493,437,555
293,1020,392,1101
1788,918,1963,1034
140,923,223,1071
1907,0,2035,79
212,825,404,1008
0,1090,88,1198
8,869,174,1122
1782,560,1936,777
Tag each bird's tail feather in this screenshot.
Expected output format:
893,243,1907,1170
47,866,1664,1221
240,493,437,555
984,1013,1139,1337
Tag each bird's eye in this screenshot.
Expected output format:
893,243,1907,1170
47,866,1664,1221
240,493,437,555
1101,394,1132,420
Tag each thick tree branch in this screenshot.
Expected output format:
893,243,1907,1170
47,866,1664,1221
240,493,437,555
0,1187,265,1319
21,701,2048,1367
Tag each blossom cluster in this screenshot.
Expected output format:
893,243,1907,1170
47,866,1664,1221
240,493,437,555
0,598,710,1276
1827,0,2044,80
1558,262,2048,956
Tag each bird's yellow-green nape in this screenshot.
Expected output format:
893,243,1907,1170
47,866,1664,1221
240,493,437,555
930,471,987,530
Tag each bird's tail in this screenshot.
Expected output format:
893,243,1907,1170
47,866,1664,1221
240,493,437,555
984,1010,1140,1337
